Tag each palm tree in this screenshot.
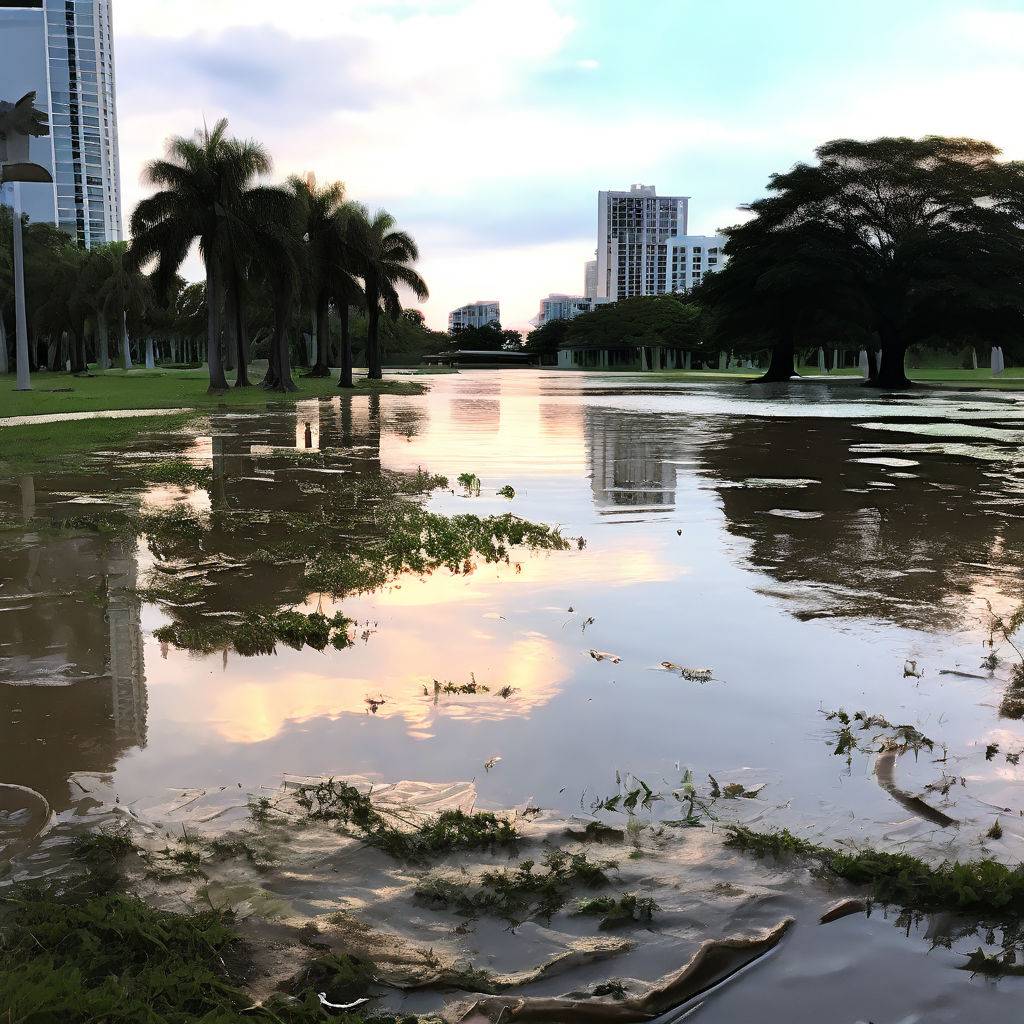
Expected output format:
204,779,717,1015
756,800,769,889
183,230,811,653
91,242,151,370
289,174,348,378
78,243,119,369
351,208,428,380
130,118,271,392
243,185,305,392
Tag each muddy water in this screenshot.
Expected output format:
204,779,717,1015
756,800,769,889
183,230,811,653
4,370,1024,1019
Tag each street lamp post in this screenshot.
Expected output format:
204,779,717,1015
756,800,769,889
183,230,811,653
0,92,53,392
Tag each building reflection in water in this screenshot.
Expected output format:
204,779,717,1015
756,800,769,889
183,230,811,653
0,476,148,809
587,408,678,515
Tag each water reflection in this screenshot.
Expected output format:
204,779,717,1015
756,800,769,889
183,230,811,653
0,503,146,810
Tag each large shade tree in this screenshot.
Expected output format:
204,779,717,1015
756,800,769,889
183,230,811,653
720,136,1024,388
351,207,428,380
130,118,272,392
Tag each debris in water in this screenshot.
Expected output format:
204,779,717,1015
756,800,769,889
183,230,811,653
497,485,516,499
987,819,1004,840
904,659,922,679
590,650,622,664
484,756,501,772
986,743,1000,761
659,662,713,682
365,696,386,714
819,898,866,924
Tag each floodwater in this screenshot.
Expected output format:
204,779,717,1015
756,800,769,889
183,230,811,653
4,370,1024,1020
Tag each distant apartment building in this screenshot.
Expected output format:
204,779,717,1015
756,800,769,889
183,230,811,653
0,0,123,246
449,300,500,334
596,184,689,301
535,293,609,327
667,234,727,292
584,258,598,299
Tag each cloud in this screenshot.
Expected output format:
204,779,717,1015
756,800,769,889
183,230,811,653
110,2,1024,332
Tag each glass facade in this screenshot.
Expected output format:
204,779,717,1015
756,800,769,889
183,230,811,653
43,0,121,246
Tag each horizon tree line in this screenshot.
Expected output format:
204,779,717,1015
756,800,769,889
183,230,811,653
0,118,430,392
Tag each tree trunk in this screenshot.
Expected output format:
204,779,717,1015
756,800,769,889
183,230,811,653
205,261,228,392
307,291,332,377
752,339,796,382
145,337,155,370
69,328,85,374
366,286,382,380
872,338,912,388
865,348,878,383
338,302,354,388
0,314,8,375
97,310,110,369
262,290,297,393
226,271,251,387
121,311,133,370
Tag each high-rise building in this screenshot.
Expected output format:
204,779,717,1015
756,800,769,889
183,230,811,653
534,293,610,327
667,234,728,292
0,0,123,246
449,300,500,334
596,184,689,301
584,258,597,299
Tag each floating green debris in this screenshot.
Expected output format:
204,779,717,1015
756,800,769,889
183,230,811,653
726,825,1024,917
823,709,935,764
497,485,516,499
282,779,519,862
416,849,615,925
139,458,213,489
574,893,658,930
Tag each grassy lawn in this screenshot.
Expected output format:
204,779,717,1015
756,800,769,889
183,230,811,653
0,365,429,420
598,365,1024,389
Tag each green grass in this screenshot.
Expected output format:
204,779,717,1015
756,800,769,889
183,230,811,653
725,825,1024,916
0,364,427,420
0,410,200,473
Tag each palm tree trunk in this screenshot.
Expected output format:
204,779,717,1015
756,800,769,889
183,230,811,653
97,311,110,369
121,311,133,370
226,271,250,387
205,262,228,392
308,291,332,377
366,290,382,380
338,302,354,388
0,314,8,375
145,337,155,370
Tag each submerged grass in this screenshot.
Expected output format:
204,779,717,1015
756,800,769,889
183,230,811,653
415,849,616,926
725,825,1024,917
287,779,520,862
0,367,426,420
0,411,199,472
0,824,430,1022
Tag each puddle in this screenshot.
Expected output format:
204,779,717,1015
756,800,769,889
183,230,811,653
3,372,1024,1018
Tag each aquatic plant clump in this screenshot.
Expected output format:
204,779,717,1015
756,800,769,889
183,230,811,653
288,779,520,861
725,825,1024,917
416,849,617,925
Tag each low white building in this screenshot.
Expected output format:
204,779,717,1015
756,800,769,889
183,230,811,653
449,300,500,333
534,294,610,327
667,235,728,292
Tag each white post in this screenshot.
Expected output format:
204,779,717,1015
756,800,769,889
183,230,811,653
11,183,31,390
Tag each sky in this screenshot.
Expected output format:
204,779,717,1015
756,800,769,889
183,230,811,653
113,0,1024,332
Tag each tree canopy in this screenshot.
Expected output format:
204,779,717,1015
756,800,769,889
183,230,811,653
705,136,1024,386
